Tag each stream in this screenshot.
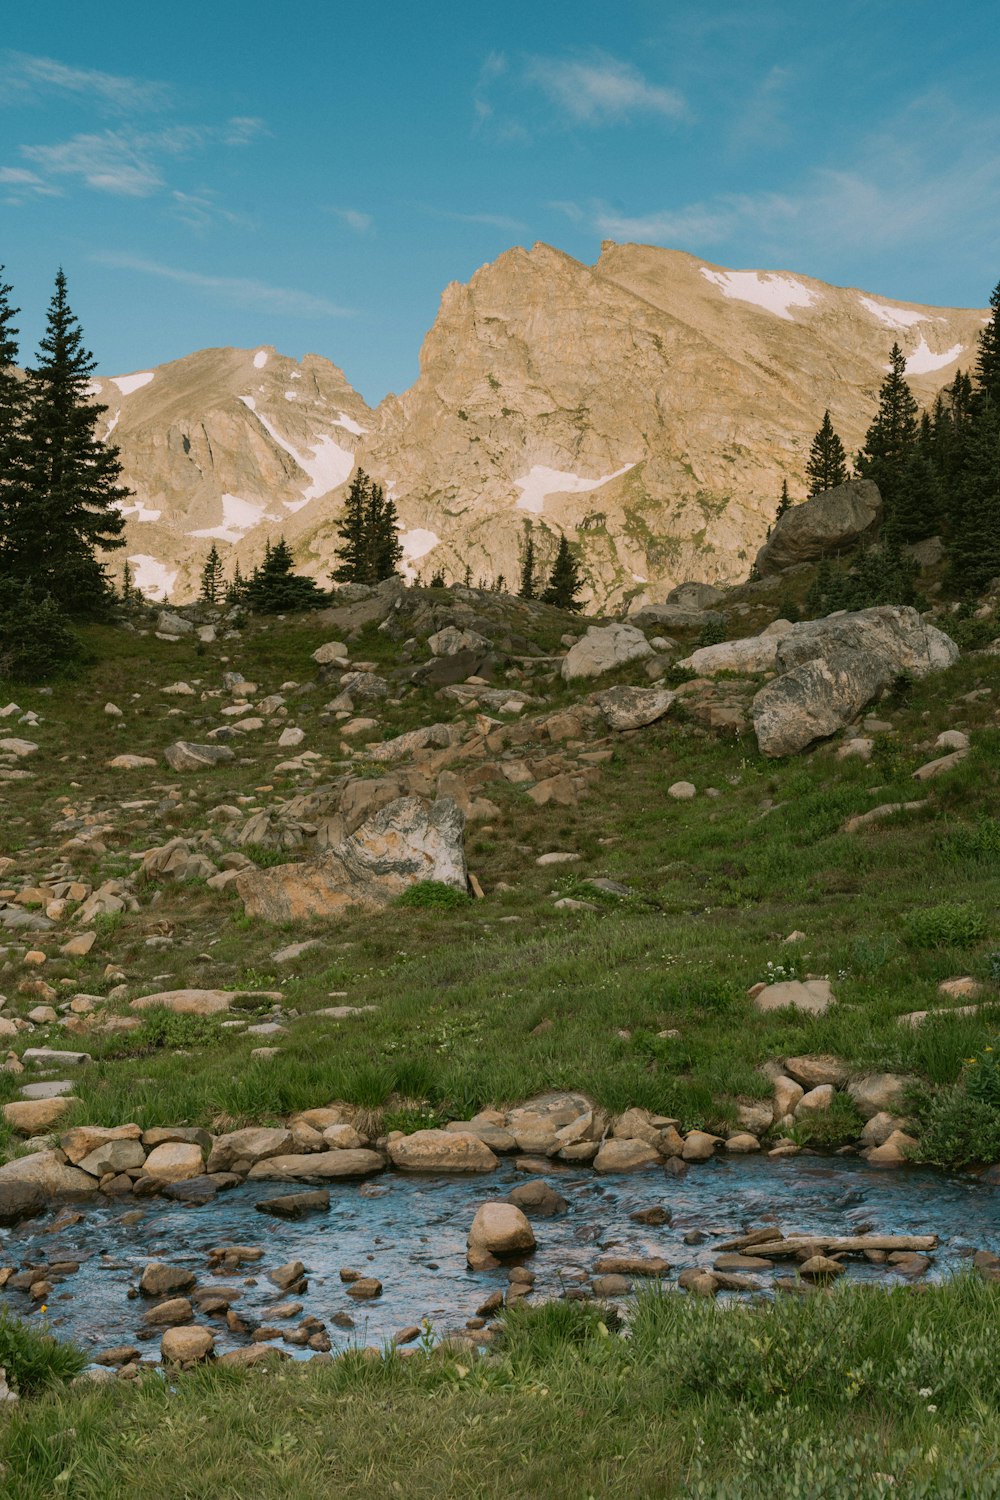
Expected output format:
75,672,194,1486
2,1155,998,1365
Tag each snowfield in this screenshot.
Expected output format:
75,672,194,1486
191,493,274,543
112,371,155,396
129,554,177,600
253,349,269,369
859,297,929,331
514,464,634,516
700,268,817,319
901,338,965,375
399,527,441,583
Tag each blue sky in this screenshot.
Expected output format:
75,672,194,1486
1,1,998,404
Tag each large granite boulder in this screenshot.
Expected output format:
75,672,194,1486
754,479,882,575
0,1150,99,1224
561,623,653,680
237,796,467,922
751,606,959,756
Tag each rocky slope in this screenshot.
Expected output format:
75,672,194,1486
98,243,987,608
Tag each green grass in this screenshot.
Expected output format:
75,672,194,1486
0,1280,998,1497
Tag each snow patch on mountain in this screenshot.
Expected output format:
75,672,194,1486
191,494,272,543
247,408,355,505
399,527,441,582
117,499,161,523
514,464,634,516
241,395,256,411
112,371,154,396
900,338,965,375
859,297,928,331
700,269,816,320
130,554,176,600
334,411,366,436
253,350,268,369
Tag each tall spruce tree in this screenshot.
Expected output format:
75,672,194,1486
541,535,584,611
775,479,792,522
199,543,224,604
805,410,849,495
518,526,536,599
333,469,370,583
364,481,403,582
9,271,128,615
976,279,1000,404
0,269,29,568
856,342,920,539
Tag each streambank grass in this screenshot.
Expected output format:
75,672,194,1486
1,1279,998,1498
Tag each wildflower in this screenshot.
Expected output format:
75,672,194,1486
918,1388,932,1398
927,1404,938,1413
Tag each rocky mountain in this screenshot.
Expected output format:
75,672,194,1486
97,243,987,609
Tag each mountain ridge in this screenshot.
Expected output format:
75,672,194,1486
93,241,987,607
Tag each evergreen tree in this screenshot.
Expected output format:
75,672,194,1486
429,567,446,589
976,279,1000,403
243,537,326,613
0,576,83,682
333,469,370,583
7,271,129,616
363,481,403,582
121,560,135,605
0,268,29,572
947,403,1000,593
226,561,246,606
199,543,224,604
541,535,584,611
856,342,920,538
775,480,792,522
805,411,849,495
518,526,536,599
333,469,402,584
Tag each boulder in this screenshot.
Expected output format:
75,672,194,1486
237,796,467,922
681,1131,720,1162
427,626,491,657
678,630,792,676
161,1327,214,1365
246,1150,384,1181
594,684,675,731
163,741,236,773
865,1129,918,1165
77,1139,146,1177
847,1073,910,1120
753,980,835,1016
506,1180,569,1217
130,989,239,1017
61,1124,143,1165
0,1150,98,1223
593,1139,661,1172
140,1263,196,1297
750,607,959,757
206,1128,294,1174
561,624,653,681
467,1201,536,1257
754,479,882,575
387,1129,498,1173
795,1084,837,1115
2,1097,74,1134
142,1143,205,1182
782,1055,849,1089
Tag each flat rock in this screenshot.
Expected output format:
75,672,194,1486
246,1150,384,1181
130,989,241,1017
255,1190,331,1219
387,1129,498,1173
2,1097,74,1134
753,980,835,1016
593,1139,661,1173
561,623,653,680
163,741,236,772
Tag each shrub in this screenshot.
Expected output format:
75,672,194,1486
395,881,471,910
0,1310,85,1396
912,1084,1000,1168
903,901,987,950
102,1008,220,1057
965,1043,1000,1108
789,1094,865,1149
0,578,83,682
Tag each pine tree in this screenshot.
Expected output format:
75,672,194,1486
518,526,536,599
805,411,849,495
0,268,29,572
363,481,403,582
947,402,1000,593
333,469,370,583
8,270,129,616
775,480,792,522
541,535,584,611
976,279,1000,403
429,567,446,588
199,543,224,604
243,537,326,613
121,560,135,605
226,561,246,606
856,342,920,538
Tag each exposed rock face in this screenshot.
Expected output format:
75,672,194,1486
237,796,467,922
751,607,959,756
754,479,882,574
97,245,986,610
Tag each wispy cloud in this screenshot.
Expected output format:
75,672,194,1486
170,189,255,232
222,116,268,146
331,207,374,234
0,164,61,201
18,119,267,198
589,200,735,245
94,252,353,318
0,51,170,113
523,51,686,125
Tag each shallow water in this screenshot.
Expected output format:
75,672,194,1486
2,1156,998,1364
